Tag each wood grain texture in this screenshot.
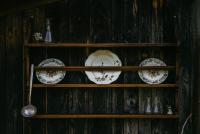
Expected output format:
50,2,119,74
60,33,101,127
32,114,179,119
32,84,178,88
34,66,176,71
0,0,193,133
0,0,62,16
192,0,200,131
65,2,91,133
4,15,23,134
177,0,193,133
0,18,6,134
26,1,180,133
25,43,177,48
123,48,139,133
124,119,138,134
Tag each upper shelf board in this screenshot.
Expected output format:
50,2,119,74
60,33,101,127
25,43,178,48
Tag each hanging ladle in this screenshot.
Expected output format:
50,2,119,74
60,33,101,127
21,64,37,117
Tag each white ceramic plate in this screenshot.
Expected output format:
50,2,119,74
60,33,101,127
138,58,168,84
85,50,122,84
36,58,66,84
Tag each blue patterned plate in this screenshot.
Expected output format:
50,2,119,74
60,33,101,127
138,58,168,84
36,58,66,84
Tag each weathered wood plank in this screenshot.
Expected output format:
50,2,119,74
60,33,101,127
138,0,154,128
32,84,178,88
30,120,44,134
25,43,178,48
32,114,179,119
0,18,6,134
0,0,62,17
124,119,138,134
139,120,151,134
192,0,200,131
67,48,88,134
34,66,176,71
123,47,138,134
4,15,23,134
64,3,91,134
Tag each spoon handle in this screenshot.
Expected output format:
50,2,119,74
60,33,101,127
28,64,34,104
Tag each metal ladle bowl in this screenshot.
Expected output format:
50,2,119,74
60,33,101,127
21,104,37,117
21,64,37,117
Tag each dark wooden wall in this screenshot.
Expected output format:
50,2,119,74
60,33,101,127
0,15,23,134
0,17,6,133
192,0,200,133
0,0,195,133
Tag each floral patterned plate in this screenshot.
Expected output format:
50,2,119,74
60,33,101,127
36,58,66,84
138,58,168,84
85,50,122,84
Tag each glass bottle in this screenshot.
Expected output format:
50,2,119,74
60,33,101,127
153,128,160,134
45,18,52,43
145,97,152,114
153,96,161,114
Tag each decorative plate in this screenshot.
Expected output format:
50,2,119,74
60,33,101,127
36,58,66,84
85,50,122,84
138,58,168,84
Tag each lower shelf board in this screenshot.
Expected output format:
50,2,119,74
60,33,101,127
31,114,179,119
32,84,178,88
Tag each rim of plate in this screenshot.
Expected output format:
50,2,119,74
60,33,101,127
36,58,66,84
85,50,122,84
138,58,168,84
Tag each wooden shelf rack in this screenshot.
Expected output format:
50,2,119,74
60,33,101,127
24,42,179,121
